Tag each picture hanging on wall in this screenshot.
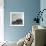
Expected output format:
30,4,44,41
10,12,24,26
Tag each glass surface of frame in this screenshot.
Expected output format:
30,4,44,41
10,12,24,26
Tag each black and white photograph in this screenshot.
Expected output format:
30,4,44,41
10,12,24,26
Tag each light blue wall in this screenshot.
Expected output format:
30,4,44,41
4,0,40,42
40,0,46,27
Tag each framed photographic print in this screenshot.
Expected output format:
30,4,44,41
10,12,24,26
